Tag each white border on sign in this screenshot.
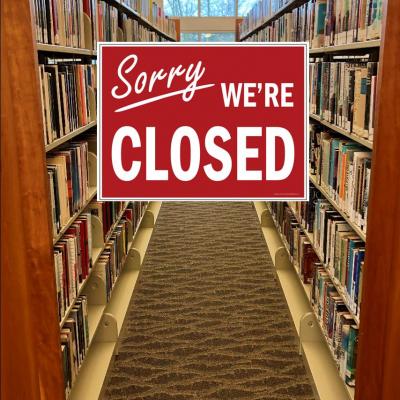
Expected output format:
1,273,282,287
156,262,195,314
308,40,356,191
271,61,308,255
97,42,309,202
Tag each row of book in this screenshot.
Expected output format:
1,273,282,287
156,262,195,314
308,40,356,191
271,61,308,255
310,60,378,140
33,0,176,48
310,125,372,233
241,0,382,46
39,63,96,146
55,201,147,323
47,141,90,236
240,0,290,35
129,201,148,232
91,215,131,302
269,202,319,284
312,266,358,386
289,186,364,318
88,201,126,240
312,197,364,317
268,202,359,387
61,295,89,397
33,0,89,48
121,0,177,35
54,212,92,322
59,201,148,395
97,1,175,42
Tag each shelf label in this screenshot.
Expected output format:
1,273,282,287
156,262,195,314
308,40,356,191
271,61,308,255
98,43,308,200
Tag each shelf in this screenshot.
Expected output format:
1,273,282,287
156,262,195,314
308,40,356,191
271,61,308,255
53,187,97,245
37,43,95,56
240,0,308,41
45,122,96,152
309,174,367,241
106,0,176,42
287,204,360,325
310,114,373,149
254,202,354,400
309,40,381,55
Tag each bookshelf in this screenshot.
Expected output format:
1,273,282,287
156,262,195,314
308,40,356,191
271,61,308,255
68,201,162,400
239,1,393,400
253,202,353,400
36,0,176,394
1,1,176,399
355,0,400,398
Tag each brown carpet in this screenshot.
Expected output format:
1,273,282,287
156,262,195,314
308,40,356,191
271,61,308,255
102,202,315,400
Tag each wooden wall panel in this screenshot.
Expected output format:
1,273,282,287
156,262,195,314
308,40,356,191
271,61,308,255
235,18,243,41
355,0,400,399
1,0,64,399
173,18,181,42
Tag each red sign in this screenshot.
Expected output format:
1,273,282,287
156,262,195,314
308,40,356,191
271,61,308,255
98,43,308,200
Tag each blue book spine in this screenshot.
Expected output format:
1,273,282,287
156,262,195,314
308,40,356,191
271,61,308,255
353,249,365,312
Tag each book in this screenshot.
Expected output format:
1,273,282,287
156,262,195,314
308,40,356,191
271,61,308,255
309,60,378,140
54,212,92,321
47,141,90,236
33,0,176,49
86,201,125,240
61,295,89,396
39,62,96,145
311,266,358,387
309,130,372,233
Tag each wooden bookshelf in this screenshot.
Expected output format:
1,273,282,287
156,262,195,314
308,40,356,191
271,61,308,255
310,114,373,150
33,0,177,394
355,1,400,399
2,1,65,399
0,1,175,399
238,2,392,400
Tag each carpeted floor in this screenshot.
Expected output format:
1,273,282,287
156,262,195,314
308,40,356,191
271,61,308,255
102,202,315,400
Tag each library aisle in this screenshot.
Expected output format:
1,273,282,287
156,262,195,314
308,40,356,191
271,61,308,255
3,1,400,400
103,202,314,400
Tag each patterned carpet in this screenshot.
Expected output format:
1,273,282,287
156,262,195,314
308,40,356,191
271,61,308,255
102,202,315,400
